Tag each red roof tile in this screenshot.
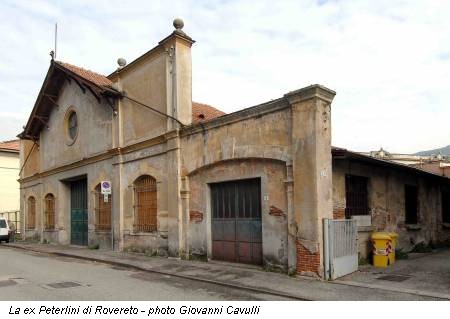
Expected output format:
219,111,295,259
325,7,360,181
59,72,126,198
192,102,226,124
0,139,19,152
55,61,113,87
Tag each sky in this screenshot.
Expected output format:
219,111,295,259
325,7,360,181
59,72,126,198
0,0,449,153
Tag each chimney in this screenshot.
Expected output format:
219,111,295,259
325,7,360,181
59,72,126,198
160,18,195,127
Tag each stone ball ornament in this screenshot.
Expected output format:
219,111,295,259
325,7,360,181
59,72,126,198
117,58,127,67
173,18,184,30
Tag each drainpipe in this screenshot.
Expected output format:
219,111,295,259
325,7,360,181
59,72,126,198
114,60,126,252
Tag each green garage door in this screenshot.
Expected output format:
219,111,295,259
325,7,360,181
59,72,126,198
71,179,88,246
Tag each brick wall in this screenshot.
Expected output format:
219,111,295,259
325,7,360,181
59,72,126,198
296,241,320,276
333,208,345,219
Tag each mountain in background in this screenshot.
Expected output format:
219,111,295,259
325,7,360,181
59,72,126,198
414,145,450,156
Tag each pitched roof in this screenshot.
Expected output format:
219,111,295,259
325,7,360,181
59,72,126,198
192,102,226,124
0,139,19,153
332,146,450,182
20,60,225,139
55,61,113,88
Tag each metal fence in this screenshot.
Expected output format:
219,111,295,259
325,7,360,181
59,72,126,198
323,218,358,280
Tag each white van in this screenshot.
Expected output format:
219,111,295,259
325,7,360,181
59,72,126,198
0,217,12,243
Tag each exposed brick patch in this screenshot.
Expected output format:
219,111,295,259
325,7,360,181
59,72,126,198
333,208,345,219
189,210,203,223
269,205,285,218
296,241,320,276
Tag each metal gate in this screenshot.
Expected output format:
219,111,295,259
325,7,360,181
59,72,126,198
211,178,262,265
71,179,88,246
323,219,358,280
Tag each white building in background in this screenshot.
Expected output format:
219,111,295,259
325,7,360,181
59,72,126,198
0,140,20,227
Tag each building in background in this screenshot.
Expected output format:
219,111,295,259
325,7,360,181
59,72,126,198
0,139,20,231
363,148,450,177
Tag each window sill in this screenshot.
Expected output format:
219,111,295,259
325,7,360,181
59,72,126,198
43,229,57,232
94,229,112,233
442,223,450,229
357,226,375,232
405,224,421,230
128,232,159,237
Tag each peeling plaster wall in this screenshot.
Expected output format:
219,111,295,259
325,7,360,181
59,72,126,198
117,146,169,252
181,106,292,269
180,108,291,174
40,81,113,171
332,158,450,257
20,158,115,248
118,50,168,146
187,159,288,269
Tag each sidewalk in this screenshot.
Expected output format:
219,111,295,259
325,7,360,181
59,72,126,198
336,249,450,299
3,242,448,301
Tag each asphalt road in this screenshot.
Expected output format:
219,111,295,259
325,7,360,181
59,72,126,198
0,246,291,301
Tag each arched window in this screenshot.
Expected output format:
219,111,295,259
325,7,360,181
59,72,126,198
44,194,55,230
27,196,36,229
94,184,111,231
133,175,157,232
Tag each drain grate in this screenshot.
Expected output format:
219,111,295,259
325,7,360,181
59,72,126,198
47,281,82,289
0,279,17,287
377,275,411,282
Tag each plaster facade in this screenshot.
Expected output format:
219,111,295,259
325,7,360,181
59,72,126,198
0,150,19,213
19,22,335,277
332,156,450,258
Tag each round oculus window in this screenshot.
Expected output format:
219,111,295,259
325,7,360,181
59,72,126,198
67,111,78,141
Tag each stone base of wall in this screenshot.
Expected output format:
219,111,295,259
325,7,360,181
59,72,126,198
42,230,58,244
24,230,40,242
123,233,168,256
89,231,113,250
296,240,321,276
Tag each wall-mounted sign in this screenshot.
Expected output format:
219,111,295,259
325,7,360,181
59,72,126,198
101,181,111,195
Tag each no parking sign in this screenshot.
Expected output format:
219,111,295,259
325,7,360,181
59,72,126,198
101,181,111,202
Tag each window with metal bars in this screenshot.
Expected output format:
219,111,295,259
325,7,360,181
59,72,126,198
27,196,36,229
345,175,369,217
94,184,111,231
405,185,418,224
441,191,450,224
44,194,55,230
133,175,157,232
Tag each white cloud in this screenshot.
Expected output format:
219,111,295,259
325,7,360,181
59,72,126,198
0,0,448,153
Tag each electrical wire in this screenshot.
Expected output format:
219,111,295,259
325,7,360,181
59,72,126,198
122,95,185,127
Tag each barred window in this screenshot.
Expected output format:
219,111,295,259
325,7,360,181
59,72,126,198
443,191,450,224
94,184,111,231
345,175,369,217
405,185,418,224
44,194,55,230
133,175,157,232
27,196,36,229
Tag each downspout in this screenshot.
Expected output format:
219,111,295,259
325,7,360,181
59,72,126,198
117,70,124,252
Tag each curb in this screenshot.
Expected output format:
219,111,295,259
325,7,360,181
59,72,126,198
2,244,310,301
332,280,450,301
